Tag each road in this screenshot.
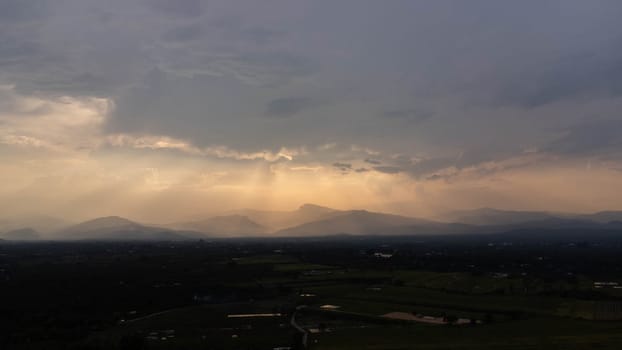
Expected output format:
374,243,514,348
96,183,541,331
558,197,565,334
290,309,309,349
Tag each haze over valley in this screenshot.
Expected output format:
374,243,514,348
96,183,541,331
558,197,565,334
3,203,622,241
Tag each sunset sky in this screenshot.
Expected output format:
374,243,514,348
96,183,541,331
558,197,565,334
1,0,622,222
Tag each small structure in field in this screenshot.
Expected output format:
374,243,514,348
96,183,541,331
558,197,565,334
319,304,341,310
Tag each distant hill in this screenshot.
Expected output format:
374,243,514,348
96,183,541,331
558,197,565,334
61,216,138,234
441,208,622,228
2,228,40,241
232,203,342,231
487,223,622,242
273,206,622,238
174,215,266,236
56,216,197,241
0,215,69,234
7,205,622,241
275,210,440,236
441,208,565,226
178,205,445,237
576,211,622,224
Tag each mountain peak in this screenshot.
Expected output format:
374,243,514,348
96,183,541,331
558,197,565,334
298,203,338,213
2,228,40,241
57,216,193,241
63,216,141,234
176,214,266,236
82,216,137,226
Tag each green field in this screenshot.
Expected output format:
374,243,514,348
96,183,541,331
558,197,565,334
22,248,618,350
309,318,622,350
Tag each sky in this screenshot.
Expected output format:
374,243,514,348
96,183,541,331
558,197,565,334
1,0,622,223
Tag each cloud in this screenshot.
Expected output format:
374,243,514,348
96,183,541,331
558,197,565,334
494,51,622,108
373,166,402,174
380,109,434,123
545,119,622,157
239,26,285,46
265,97,316,118
161,23,203,42
2,0,622,219
106,134,303,162
426,174,444,181
0,85,110,153
1,134,50,149
332,162,352,172
207,52,316,86
0,0,48,22
147,0,204,18
0,38,41,66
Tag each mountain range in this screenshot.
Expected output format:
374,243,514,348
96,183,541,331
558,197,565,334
51,216,195,241
172,214,267,236
439,208,622,226
1,205,622,241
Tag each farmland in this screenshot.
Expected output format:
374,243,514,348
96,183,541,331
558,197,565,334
2,236,622,349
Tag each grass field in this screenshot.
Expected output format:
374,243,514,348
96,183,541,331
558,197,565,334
304,283,574,316
274,263,337,272
309,318,622,350
32,252,620,349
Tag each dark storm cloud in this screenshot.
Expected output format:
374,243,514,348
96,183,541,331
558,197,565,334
147,0,204,18
0,0,48,21
0,38,41,66
408,157,457,178
373,166,402,174
239,26,285,46
407,145,526,179
426,174,444,181
224,52,316,86
161,24,203,42
265,97,316,118
332,162,352,172
106,67,325,151
1,0,622,172
494,51,622,108
546,119,622,156
368,144,528,180
28,73,116,96
380,109,434,123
